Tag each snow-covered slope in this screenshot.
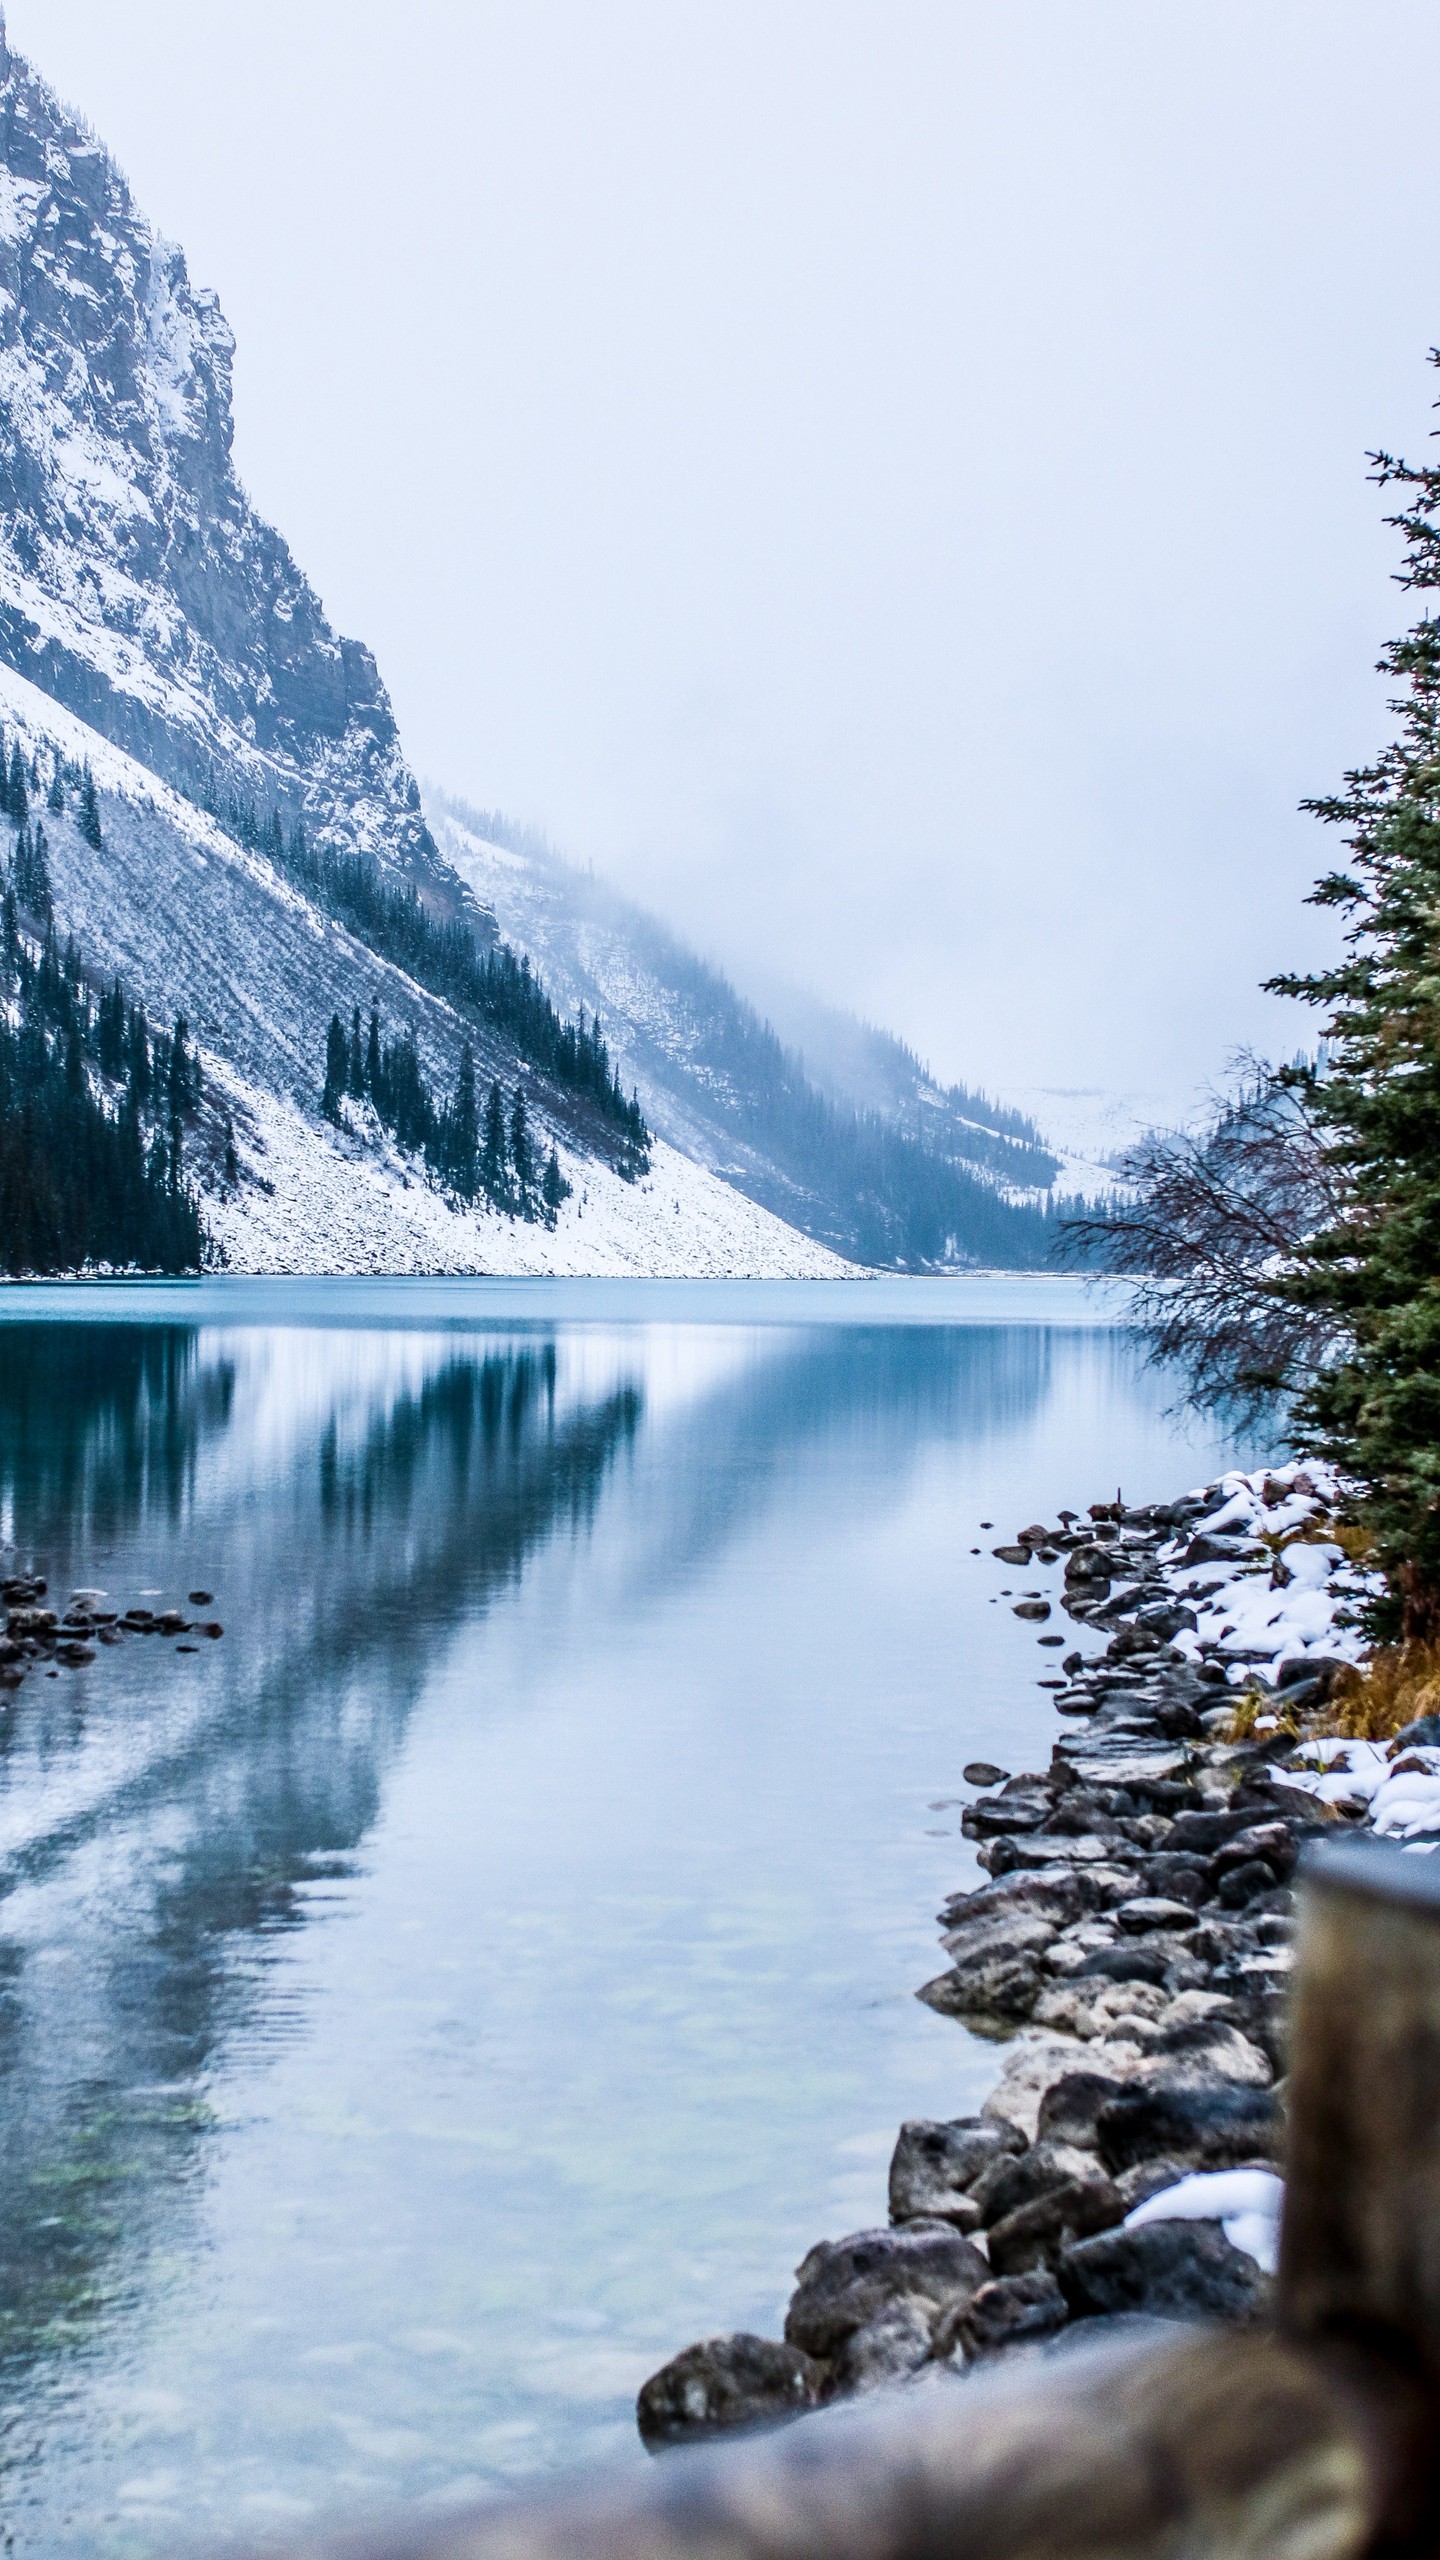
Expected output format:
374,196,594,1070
0,667,854,1277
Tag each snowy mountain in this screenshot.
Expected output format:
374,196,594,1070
0,8,1065,1278
429,796,1070,1268
0,11,858,1278
0,15,454,899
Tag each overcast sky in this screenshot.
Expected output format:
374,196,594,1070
10,1,1440,1117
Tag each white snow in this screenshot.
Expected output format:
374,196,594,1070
1124,2169,1283,2272
201,1070,859,1280
1149,1461,1381,1674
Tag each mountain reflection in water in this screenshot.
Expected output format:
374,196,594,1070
0,1327,642,2394
0,1287,1249,2557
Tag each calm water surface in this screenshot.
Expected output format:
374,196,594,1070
0,1279,1256,2555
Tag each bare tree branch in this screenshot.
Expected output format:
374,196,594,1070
1059,1060,1347,1420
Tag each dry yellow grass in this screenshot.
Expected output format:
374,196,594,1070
1226,1691,1300,1745
1323,1643,1440,1742
1259,1514,1375,1564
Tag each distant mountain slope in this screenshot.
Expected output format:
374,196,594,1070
730,973,1059,1189
429,795,1066,1269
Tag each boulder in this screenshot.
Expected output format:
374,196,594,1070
940,1870,1095,1936
962,1761,1011,1787
1136,1853,1210,1905
942,2269,1069,2363
1216,1859,1284,1911
784,2226,988,2361
829,2299,936,2393
1115,1897,1202,1935
1077,1944,1171,1986
888,2117,1024,2228
939,1912,1059,1971
917,1954,1044,2023
636,2334,825,2449
1167,1807,1270,1853
987,2175,1126,2275
1035,2071,1133,2148
963,1797,1052,1840
1058,2221,1273,2324
972,2139,1098,2227
1146,2020,1273,2087
1095,2078,1283,2177
984,2034,1143,2142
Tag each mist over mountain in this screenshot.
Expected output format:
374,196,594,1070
430,794,1071,1270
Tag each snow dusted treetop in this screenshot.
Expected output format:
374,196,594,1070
0,4,444,888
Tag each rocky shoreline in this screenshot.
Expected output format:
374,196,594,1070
636,1461,1391,2450
1,1569,223,1683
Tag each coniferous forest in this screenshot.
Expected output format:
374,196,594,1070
0,736,208,1275
320,1003,574,1224
202,782,649,1175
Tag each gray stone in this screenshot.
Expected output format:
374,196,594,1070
941,2269,1069,2363
785,2225,988,2361
972,2139,1099,2228
636,2334,825,2449
987,2176,1126,2276
1058,2221,1273,2324
917,1953,1044,2023
1114,1897,1201,1935
888,2117,1024,2229
1095,2077,1283,2176
940,1869,1095,1936
829,2300,936,2393
939,1912,1058,1970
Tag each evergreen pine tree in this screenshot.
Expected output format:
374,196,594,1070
348,1004,364,1098
541,1145,568,1223
366,1002,382,1102
1273,375,1440,1635
46,758,64,815
78,765,102,850
322,1013,349,1122
8,741,28,827
169,1015,194,1114
509,1085,533,1199
450,1040,479,1199
224,1114,239,1185
18,821,52,923
128,1004,152,1109
478,1079,502,1198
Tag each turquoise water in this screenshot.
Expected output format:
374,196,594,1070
0,1279,1253,2553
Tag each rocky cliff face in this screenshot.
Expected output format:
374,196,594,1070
0,5,443,886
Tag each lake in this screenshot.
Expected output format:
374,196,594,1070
0,1278,1256,2555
